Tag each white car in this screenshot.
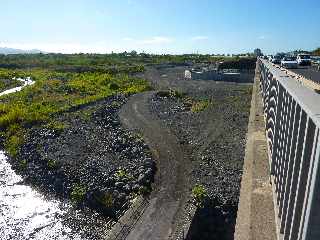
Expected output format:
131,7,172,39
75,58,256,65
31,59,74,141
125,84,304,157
281,56,298,69
297,54,311,66
271,55,281,64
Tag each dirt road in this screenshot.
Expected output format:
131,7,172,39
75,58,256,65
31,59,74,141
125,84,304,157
119,92,192,240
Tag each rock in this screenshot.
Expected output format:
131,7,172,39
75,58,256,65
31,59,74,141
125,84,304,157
132,184,140,191
123,184,131,192
115,182,125,189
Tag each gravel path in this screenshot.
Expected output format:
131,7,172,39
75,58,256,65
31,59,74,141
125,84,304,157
134,66,252,239
119,92,192,240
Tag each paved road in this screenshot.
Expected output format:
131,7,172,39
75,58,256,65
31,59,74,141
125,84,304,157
118,92,192,240
291,65,320,83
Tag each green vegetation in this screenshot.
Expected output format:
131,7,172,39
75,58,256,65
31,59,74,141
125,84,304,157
0,53,256,71
3,124,25,157
157,89,212,113
45,121,68,132
70,184,87,204
93,192,114,208
157,89,186,99
192,184,208,207
0,69,23,91
115,168,133,181
0,53,255,158
19,159,27,170
0,67,151,157
191,100,211,113
226,86,252,112
47,159,58,169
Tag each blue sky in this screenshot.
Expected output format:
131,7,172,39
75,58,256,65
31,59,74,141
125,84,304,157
1,0,319,54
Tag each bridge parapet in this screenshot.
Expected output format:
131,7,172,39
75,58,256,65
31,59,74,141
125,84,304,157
258,58,320,240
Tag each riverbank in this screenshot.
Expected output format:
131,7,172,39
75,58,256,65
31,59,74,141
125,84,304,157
8,94,155,217
0,68,155,239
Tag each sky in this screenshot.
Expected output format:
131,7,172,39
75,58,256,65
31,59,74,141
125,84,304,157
0,0,319,54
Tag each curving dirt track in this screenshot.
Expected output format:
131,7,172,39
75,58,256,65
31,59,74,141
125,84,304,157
119,92,192,240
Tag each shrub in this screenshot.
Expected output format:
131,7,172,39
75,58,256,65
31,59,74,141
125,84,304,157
169,89,185,99
157,91,171,98
109,82,119,90
45,121,67,132
4,129,24,157
191,100,211,113
70,184,87,204
47,159,58,169
115,168,133,181
192,184,208,207
19,159,27,170
96,192,113,208
157,89,186,99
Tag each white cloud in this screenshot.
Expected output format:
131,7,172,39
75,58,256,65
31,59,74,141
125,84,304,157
258,35,266,40
191,36,209,41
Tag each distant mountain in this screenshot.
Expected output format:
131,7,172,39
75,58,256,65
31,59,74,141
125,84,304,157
0,47,44,55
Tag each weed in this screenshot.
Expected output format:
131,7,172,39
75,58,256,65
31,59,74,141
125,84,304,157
109,82,119,90
47,159,58,169
169,89,185,99
19,159,27,170
192,184,208,207
95,192,114,208
191,100,211,113
45,121,67,132
70,184,87,204
4,126,24,157
115,168,133,181
157,89,186,99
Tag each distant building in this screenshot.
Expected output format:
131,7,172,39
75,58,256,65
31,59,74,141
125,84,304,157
254,48,263,56
184,67,240,82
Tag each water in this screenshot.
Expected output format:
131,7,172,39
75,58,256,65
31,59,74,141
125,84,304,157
0,78,110,239
0,77,35,96
0,151,84,240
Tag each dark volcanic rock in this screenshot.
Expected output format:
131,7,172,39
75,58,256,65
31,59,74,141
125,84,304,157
11,94,155,219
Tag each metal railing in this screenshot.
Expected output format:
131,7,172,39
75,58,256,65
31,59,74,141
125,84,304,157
258,58,320,240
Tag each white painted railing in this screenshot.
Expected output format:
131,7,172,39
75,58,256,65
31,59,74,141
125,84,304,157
258,58,320,240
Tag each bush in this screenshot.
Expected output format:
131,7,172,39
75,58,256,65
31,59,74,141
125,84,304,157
192,184,208,207
70,184,87,204
47,159,58,169
191,100,211,113
157,89,186,99
109,82,119,90
97,192,113,208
